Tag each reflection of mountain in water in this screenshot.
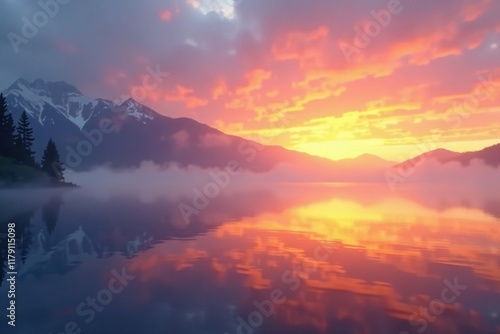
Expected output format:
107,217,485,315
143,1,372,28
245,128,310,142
0,187,334,284
18,226,97,279
393,184,500,220
1,184,499,286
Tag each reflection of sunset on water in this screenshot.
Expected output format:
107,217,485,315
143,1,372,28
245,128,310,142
2,185,498,334
124,184,500,334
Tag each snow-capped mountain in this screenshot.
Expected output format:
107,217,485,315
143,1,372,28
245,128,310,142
7,78,100,129
5,78,155,130
2,78,171,165
119,98,157,124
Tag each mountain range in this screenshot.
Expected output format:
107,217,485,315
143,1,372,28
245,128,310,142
2,78,499,179
2,79,395,178
397,145,500,170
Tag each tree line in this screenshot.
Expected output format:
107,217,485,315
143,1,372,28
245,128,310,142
0,93,65,183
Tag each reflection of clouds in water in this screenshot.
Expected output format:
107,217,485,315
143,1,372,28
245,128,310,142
115,184,499,332
1,183,499,333
124,215,498,333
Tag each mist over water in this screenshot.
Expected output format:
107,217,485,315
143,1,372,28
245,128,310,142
392,159,500,186
63,157,500,193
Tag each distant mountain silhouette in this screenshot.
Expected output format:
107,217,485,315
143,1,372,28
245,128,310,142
396,148,458,168
398,145,500,168
445,144,500,167
336,154,396,169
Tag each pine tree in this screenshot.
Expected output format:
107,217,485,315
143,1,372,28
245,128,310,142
41,139,65,182
0,93,15,157
15,211,34,264
2,113,16,157
0,93,5,155
16,111,36,166
14,135,23,160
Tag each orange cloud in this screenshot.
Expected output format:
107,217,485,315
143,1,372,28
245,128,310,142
461,0,492,22
127,0,500,161
272,26,329,68
236,69,272,96
212,78,228,100
164,85,208,108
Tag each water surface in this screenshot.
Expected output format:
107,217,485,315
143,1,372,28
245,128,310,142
0,183,499,334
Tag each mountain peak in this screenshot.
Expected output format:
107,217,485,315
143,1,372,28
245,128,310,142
118,97,158,123
7,78,31,91
429,148,456,154
355,153,386,161
48,80,83,96
32,78,47,89
336,153,390,163
334,153,395,169
121,97,140,106
7,78,83,96
3,78,94,130
424,148,459,162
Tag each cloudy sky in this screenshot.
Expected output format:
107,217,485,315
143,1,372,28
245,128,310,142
1,0,499,160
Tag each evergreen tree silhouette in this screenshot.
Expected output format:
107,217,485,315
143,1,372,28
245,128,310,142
41,139,65,182
42,195,63,235
15,111,36,166
0,93,16,157
3,113,16,157
0,93,7,155
14,210,35,264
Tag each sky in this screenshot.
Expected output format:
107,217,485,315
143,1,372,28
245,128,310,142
1,0,500,161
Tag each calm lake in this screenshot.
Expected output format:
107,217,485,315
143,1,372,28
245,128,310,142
1,183,499,334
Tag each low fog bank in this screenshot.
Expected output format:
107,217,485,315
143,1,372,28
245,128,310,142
389,159,500,188
62,161,333,202
1,158,499,223
64,161,332,190
66,158,500,191
55,159,500,212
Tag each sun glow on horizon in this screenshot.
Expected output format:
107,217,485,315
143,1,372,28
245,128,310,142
288,138,500,162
